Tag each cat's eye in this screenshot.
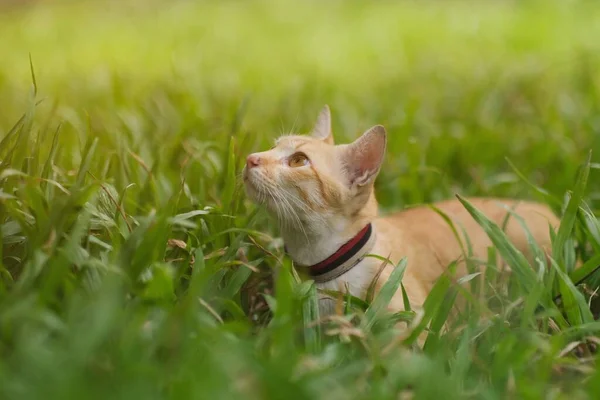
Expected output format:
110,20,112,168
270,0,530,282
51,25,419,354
288,153,310,168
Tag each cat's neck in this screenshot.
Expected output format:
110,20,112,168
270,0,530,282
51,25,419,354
281,194,379,267
281,218,372,267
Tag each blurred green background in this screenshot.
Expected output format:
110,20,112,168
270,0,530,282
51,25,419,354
2,0,600,208
2,0,600,399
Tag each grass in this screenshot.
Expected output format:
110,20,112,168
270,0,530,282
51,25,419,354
2,0,600,398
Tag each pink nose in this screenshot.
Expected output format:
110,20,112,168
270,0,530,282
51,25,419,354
246,154,261,169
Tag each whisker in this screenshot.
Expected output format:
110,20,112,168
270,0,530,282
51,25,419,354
270,187,294,232
289,112,300,136
273,188,309,242
246,171,333,246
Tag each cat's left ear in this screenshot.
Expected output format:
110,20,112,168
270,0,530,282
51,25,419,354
310,105,334,145
342,125,387,187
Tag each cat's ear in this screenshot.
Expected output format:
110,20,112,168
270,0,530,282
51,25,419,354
342,125,387,187
310,105,334,145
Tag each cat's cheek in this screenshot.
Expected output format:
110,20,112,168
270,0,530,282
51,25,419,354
263,168,283,185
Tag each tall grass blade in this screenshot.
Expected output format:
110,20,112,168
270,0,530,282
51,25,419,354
40,124,61,192
552,151,591,271
456,195,537,291
550,258,595,325
404,263,455,345
363,257,407,330
76,136,98,188
29,53,38,96
303,283,321,353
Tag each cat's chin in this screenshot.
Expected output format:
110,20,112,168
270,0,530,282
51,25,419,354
243,183,260,203
244,183,281,216
243,178,267,206
243,170,269,202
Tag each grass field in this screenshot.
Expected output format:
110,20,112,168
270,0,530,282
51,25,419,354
3,0,600,398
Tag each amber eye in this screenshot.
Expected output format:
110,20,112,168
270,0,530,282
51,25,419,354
288,153,310,168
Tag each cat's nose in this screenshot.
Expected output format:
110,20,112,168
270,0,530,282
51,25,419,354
246,154,261,169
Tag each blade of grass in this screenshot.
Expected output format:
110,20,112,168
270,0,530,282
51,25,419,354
569,253,600,286
403,262,456,346
29,53,38,96
363,257,407,330
221,136,236,214
75,136,99,188
401,283,411,312
550,257,595,325
40,124,61,193
506,157,561,207
319,288,371,311
365,253,393,304
456,195,537,291
220,258,262,300
423,286,457,353
552,151,591,271
303,283,321,354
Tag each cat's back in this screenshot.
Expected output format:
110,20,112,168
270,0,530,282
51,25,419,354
381,197,557,226
375,196,559,258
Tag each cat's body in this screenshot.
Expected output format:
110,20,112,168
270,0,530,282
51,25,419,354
316,197,558,314
243,105,560,317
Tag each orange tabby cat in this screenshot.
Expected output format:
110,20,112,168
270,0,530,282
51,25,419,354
243,105,560,318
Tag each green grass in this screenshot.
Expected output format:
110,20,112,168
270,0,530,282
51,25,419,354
2,0,600,398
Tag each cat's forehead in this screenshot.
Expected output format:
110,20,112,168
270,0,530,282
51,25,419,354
274,135,318,150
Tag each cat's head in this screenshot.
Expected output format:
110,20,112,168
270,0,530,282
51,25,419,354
242,105,386,230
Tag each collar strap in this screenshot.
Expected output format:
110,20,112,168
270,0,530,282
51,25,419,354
290,224,375,283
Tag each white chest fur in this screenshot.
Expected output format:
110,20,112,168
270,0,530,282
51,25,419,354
313,251,382,316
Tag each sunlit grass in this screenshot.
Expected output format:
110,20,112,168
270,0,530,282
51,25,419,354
2,0,600,398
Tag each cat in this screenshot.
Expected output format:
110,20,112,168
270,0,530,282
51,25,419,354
242,105,561,321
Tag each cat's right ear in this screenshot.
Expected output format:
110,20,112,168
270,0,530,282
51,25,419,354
310,105,334,145
342,125,387,187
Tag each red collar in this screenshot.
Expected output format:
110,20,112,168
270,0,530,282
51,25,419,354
287,224,373,280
